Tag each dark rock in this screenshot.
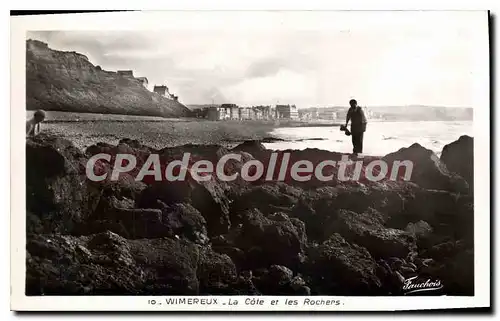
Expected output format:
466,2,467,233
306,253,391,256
296,185,410,241
26,232,200,295
158,143,254,194
118,138,154,152
383,143,469,193
83,202,209,243
405,220,434,248
88,194,135,220
405,220,433,238
197,248,237,294
230,183,302,219
160,203,209,244
424,240,467,260
211,246,247,270
325,209,417,259
108,208,165,238
25,134,475,296
81,207,167,239
251,266,308,295
433,249,474,295
440,135,473,191
231,277,261,295
102,173,148,202
305,233,383,295
397,190,474,244
268,265,294,285
85,141,153,196
26,134,102,234
232,140,268,156
234,209,307,269
138,176,231,236
290,276,311,295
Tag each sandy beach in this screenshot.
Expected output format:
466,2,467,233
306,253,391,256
33,112,341,150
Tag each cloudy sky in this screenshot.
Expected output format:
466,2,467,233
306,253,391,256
26,11,488,108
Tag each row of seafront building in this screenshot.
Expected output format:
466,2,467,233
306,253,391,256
190,104,373,121
191,104,300,121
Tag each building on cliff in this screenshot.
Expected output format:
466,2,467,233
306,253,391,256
154,85,179,101
136,77,149,89
117,70,134,77
154,85,167,96
26,39,191,117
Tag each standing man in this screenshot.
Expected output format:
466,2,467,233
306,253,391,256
345,99,367,155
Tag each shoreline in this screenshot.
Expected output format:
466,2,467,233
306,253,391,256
37,115,473,153
29,110,472,125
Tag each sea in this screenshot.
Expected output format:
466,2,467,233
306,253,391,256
262,121,473,156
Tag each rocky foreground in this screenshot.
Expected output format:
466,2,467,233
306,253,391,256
26,134,474,296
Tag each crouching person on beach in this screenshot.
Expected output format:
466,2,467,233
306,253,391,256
345,99,367,156
26,110,46,137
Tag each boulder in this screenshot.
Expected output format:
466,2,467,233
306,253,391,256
440,135,473,191
292,185,408,242
305,233,383,295
396,190,474,244
423,240,468,260
268,264,294,284
197,248,238,294
160,203,209,244
311,185,407,220
233,209,307,269
26,134,102,234
383,143,469,193
137,177,231,236
325,209,417,259
229,183,302,220
231,140,269,157
405,220,434,248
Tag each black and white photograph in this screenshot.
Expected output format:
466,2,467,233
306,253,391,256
10,10,490,311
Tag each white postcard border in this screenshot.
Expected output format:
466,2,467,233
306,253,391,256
10,10,491,311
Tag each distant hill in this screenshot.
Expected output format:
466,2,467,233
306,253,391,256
26,39,191,117
302,105,473,121
367,105,473,121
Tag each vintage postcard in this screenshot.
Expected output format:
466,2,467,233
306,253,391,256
10,10,490,311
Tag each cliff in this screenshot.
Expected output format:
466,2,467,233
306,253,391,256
26,39,191,117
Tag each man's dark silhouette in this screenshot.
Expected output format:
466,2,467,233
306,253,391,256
345,99,367,155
